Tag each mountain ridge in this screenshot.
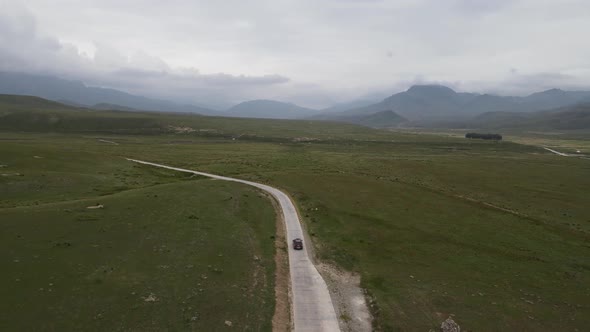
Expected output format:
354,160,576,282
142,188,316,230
4,71,590,124
323,84,590,122
0,71,219,116
465,102,590,130
226,99,319,119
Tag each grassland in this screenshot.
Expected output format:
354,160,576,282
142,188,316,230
1,97,590,331
106,134,589,331
0,137,277,331
396,127,590,155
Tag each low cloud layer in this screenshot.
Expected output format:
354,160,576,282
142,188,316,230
2,0,590,108
0,2,292,108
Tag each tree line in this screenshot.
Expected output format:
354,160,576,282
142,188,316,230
465,132,502,140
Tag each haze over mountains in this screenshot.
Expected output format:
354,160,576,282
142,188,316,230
0,72,318,119
2,71,590,130
315,110,407,129
226,100,319,119
461,103,590,130
0,72,219,116
322,85,590,122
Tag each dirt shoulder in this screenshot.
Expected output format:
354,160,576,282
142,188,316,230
316,262,373,332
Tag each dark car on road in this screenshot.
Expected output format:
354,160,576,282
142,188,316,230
292,238,303,250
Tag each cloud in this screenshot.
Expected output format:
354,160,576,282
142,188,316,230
452,0,514,14
0,2,291,108
492,72,590,95
0,3,70,71
2,0,590,108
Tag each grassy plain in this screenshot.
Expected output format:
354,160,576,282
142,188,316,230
0,136,277,331
109,134,589,331
1,97,590,331
396,127,590,155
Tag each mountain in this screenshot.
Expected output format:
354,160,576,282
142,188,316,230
466,103,590,130
320,98,381,113
0,94,168,133
318,110,407,128
92,103,141,112
0,71,219,115
522,88,590,110
226,99,319,119
336,85,479,120
341,111,408,128
352,110,407,128
320,85,590,122
0,94,80,110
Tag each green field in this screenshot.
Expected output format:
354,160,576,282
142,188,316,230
1,97,590,331
0,138,277,331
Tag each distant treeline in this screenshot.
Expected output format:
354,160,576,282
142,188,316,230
465,133,502,140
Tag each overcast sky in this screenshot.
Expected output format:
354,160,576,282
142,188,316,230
2,0,590,108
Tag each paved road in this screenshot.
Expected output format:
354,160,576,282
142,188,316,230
127,159,341,332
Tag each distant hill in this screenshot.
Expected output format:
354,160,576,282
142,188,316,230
523,88,590,111
92,103,141,112
0,71,219,116
0,94,163,133
320,85,590,122
325,85,478,121
0,94,79,110
320,98,380,113
226,99,319,119
466,103,590,130
317,110,407,128
353,110,407,128
0,94,380,139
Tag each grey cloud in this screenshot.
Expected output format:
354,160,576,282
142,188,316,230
0,2,291,108
496,72,589,95
452,0,515,14
197,73,289,86
3,0,590,108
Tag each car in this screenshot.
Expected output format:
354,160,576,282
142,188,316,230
292,238,303,250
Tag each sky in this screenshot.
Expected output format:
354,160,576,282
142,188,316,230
1,0,590,109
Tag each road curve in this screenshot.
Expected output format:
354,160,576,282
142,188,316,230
126,159,341,332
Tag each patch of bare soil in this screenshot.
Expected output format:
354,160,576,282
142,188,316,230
316,262,373,332
269,196,291,332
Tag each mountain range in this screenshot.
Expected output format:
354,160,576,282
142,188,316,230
0,72,221,116
2,71,590,129
0,72,324,120
320,85,590,124
458,103,590,130
315,110,407,128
